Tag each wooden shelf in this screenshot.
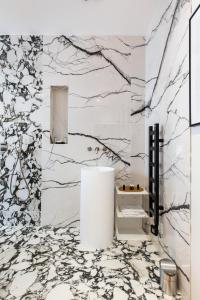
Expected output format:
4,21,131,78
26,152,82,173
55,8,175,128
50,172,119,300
116,204,149,219
116,186,148,196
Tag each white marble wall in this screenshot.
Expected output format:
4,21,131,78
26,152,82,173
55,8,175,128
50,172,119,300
0,35,145,228
191,2,200,299
40,36,145,226
143,0,191,298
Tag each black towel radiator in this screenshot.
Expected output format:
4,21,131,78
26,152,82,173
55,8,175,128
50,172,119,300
149,123,164,236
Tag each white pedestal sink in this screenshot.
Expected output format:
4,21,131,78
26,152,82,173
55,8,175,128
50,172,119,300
80,166,114,250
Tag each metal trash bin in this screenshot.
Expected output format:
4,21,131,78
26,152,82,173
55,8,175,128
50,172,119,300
160,258,177,297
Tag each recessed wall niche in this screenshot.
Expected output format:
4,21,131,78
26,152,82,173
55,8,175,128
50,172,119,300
50,86,68,144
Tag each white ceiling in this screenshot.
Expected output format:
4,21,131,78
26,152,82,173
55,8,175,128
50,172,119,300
0,0,160,35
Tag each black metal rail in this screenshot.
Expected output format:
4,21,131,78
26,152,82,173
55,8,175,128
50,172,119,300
149,123,164,236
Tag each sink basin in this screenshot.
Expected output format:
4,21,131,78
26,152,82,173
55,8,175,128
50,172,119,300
80,166,114,250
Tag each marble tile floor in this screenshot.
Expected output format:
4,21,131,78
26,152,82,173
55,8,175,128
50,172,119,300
0,222,168,300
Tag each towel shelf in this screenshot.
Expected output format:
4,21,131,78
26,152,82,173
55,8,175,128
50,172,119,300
115,186,149,241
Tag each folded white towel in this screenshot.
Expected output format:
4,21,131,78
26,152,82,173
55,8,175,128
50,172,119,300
119,206,146,217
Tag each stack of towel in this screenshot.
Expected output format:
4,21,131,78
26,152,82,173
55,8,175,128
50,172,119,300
119,205,146,217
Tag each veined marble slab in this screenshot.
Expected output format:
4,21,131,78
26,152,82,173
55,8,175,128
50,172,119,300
0,223,163,300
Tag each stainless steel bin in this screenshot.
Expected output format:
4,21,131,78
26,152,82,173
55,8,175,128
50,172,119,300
160,258,177,297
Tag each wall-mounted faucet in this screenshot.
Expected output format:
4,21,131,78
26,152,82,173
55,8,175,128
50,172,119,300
95,147,100,154
87,146,108,153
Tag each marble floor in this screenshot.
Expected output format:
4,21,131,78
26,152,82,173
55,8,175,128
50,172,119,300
0,223,164,300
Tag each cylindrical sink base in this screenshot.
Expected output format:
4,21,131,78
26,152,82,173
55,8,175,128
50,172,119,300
80,167,114,250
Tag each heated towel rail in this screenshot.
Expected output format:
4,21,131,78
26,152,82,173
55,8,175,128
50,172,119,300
149,123,164,236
